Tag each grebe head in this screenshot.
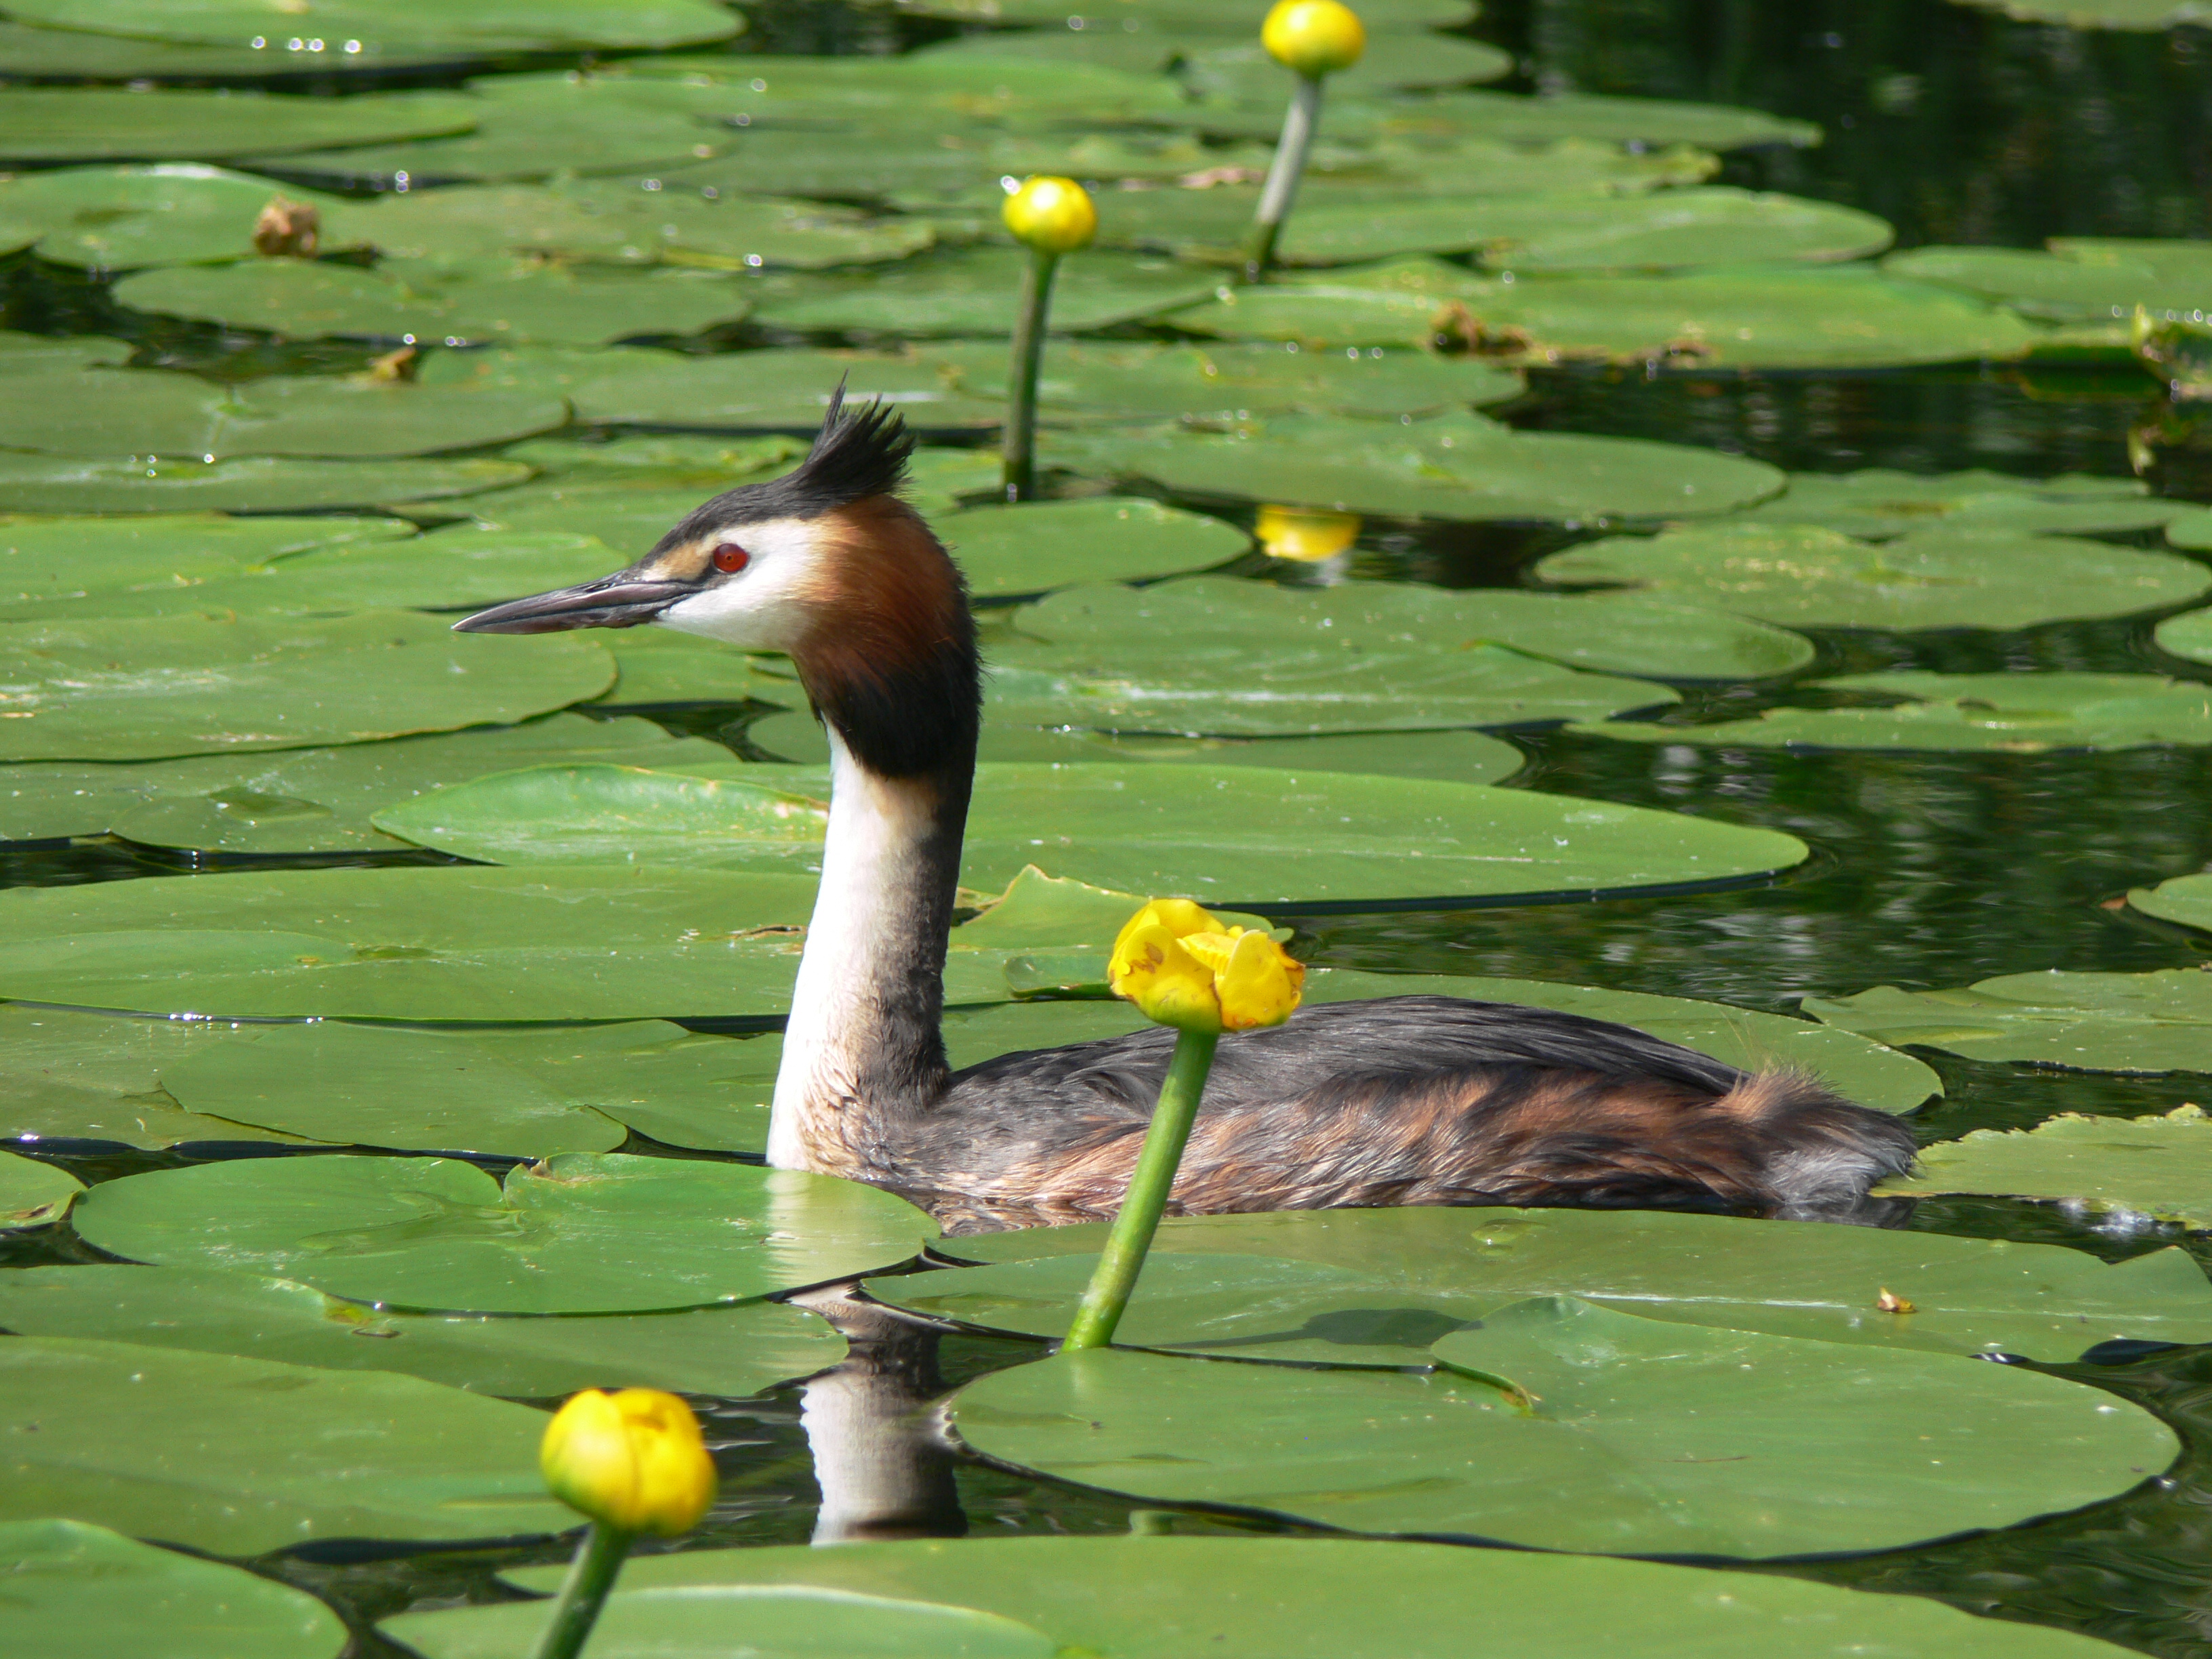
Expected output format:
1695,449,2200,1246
454,385,980,779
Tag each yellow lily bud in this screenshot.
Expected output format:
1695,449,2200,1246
1002,176,1099,256
1261,0,1366,79
539,1388,716,1537
1108,899,1305,1033
1256,503,1361,562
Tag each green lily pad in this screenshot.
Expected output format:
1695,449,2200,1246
592,630,802,704
751,247,1219,339
1879,1107,2212,1224
75,1151,938,1313
623,47,1197,125
942,499,1248,598
0,165,357,270
2,0,741,55
1536,523,2212,631
1175,260,2043,369
0,1519,346,1659
0,1267,843,1397
1751,469,2185,539
0,1149,81,1229
749,712,1529,785
1048,412,1785,522
2130,872,2212,935
0,611,613,762
3,714,732,850
0,87,478,163
1275,188,1891,271
388,1585,1057,1659
2154,607,2212,665
372,759,1809,907
0,20,357,78
949,1302,2175,1557
1005,576,1811,693
0,333,133,372
2166,509,2212,550
0,864,823,1020
495,1534,2136,1659
1885,240,2212,323
0,453,530,514
1365,88,1820,150
0,1336,569,1552
918,338,1522,422
942,1202,2212,1361
1805,970,2212,1074
890,0,1475,26
1576,672,2212,752
1946,0,2208,24
461,491,790,559
420,345,1008,433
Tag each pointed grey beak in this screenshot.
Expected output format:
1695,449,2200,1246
451,575,699,634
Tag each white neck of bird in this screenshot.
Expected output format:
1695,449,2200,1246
767,725,961,1172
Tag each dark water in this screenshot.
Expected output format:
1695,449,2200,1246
11,0,2212,1652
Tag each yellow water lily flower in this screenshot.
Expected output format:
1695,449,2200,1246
539,1387,717,1537
1262,0,1367,79
1256,503,1361,562
1002,175,1099,256
1108,898,1305,1033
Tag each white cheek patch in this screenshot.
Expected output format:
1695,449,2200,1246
654,517,825,651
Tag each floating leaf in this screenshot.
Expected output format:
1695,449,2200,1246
389,1585,1057,1659
2,0,742,56
0,1267,842,1397
2153,607,2212,666
591,630,802,705
495,1533,2135,1659
0,87,477,163
1942,0,2208,26
1578,672,2212,752
1536,523,2212,631
1885,239,2212,322
1175,260,2042,369
0,611,613,762
0,1519,345,1659
2129,872,2212,935
3,714,733,850
1047,412,1786,521
75,1152,937,1314
887,0,1477,28
1805,970,2212,1073
372,760,1810,907
0,453,529,514
1749,468,2185,539
939,1202,2212,1361
0,21,333,78
1366,88,1822,150
942,499,1250,598
1879,1107,2212,1225
0,1004,310,1149
750,247,1219,339
0,1336,568,1553
0,1148,81,1229
0,164,356,270
949,1303,2174,1557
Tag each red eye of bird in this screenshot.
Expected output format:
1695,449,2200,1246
711,543,750,574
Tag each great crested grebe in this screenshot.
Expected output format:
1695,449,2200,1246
455,392,1917,1234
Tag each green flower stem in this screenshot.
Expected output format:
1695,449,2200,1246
1242,73,1325,283
526,1521,635,1659
1002,245,1062,503
1064,1026,1220,1351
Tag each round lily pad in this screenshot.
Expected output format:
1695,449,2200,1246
1005,575,1812,689
391,1585,1057,1659
8,0,742,54
948,1303,2175,1557
490,1534,2135,1659
592,630,803,705
1577,672,2212,752
0,1004,310,1149
2153,607,2212,665
1879,1107,2212,1225
0,1519,346,1659
4,714,731,850
0,1266,843,1397
371,759,1810,907
0,864,824,1020
0,610,613,762
1883,242,2212,323
0,1147,81,1229
0,20,348,78
0,453,530,514
1805,969,2212,1074
938,1202,2212,1362
1370,88,1821,150
0,164,356,271
0,86,478,163
1277,188,1892,270
750,247,1219,339
942,499,1249,598
2129,872,2212,935
75,1151,938,1313
1049,412,1786,522
0,1335,569,1553
1536,524,2212,631
1756,469,2184,539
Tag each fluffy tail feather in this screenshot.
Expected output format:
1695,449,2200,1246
1715,1068,1918,1218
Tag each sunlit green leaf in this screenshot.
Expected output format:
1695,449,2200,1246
942,498,1249,597
0,164,356,270
2,0,742,56
1879,1106,2212,1223
0,453,530,514
1806,969,2212,1073
0,86,478,163
0,1147,81,1229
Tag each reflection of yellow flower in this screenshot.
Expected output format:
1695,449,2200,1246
1262,0,1367,78
540,1389,716,1536
1109,899,1305,1033
1256,504,1361,562
1003,176,1099,255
